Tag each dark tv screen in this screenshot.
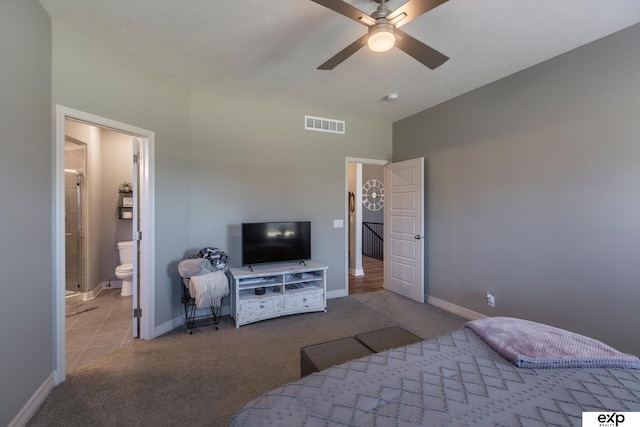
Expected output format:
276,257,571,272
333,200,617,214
242,221,311,265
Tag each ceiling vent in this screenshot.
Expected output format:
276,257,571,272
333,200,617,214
305,115,345,134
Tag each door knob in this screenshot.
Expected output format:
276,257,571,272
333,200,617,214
414,235,423,240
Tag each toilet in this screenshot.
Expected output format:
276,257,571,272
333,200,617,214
115,241,134,296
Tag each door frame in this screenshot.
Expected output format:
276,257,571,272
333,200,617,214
53,105,156,384
343,157,389,297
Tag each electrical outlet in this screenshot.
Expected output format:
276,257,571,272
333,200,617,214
486,292,495,308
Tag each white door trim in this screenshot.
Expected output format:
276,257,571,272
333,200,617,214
342,157,389,297
132,137,140,338
351,163,364,277
53,105,156,385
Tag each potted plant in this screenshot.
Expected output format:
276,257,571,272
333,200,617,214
119,182,132,193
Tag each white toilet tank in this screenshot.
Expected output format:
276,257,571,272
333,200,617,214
117,241,133,264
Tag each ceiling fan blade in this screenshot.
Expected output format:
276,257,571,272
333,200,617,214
311,0,377,27
395,29,448,69
387,0,449,28
318,33,368,70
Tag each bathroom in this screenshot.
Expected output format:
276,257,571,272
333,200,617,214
64,118,136,371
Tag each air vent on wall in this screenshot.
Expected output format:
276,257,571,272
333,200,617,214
305,115,345,134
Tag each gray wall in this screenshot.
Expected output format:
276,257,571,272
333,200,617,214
393,23,640,356
52,20,392,325
188,90,391,293
99,128,134,282
0,1,52,425
52,22,192,326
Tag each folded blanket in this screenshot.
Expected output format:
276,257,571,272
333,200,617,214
188,271,229,309
466,317,640,369
178,258,214,279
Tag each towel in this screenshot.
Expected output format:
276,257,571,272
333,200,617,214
188,270,229,309
466,317,640,369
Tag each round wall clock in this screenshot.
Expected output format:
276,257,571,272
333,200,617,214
362,179,384,211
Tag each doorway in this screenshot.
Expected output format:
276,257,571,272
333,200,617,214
345,158,388,296
54,106,156,384
63,120,135,372
344,157,426,302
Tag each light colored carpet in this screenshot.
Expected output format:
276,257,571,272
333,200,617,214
351,291,468,339
28,291,466,427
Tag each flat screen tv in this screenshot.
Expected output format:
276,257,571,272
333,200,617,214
242,221,311,266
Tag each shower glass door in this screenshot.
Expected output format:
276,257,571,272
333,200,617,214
64,141,86,296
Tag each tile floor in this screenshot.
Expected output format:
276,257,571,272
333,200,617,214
66,288,134,372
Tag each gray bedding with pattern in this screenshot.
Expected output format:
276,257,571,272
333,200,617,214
229,327,640,426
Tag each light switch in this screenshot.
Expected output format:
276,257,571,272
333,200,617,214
333,219,344,228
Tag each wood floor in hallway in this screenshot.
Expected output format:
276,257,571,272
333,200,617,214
349,256,384,295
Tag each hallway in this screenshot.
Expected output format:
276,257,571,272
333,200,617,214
349,256,383,295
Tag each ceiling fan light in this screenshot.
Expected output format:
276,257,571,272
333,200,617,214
368,24,395,53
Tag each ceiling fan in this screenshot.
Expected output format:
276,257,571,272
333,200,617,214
311,0,449,70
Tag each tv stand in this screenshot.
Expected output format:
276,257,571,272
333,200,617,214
229,261,328,328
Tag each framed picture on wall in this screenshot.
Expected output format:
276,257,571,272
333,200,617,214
122,197,133,208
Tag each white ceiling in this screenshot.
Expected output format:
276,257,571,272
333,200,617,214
40,0,640,122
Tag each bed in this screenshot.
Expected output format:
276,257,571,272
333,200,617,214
229,317,640,426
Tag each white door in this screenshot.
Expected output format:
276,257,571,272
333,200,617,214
384,157,425,302
132,138,140,337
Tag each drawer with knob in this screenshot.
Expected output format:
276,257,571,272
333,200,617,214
285,289,323,311
239,295,282,318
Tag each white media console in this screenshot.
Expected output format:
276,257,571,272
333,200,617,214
228,261,328,328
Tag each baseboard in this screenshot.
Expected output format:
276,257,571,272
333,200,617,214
154,315,185,337
154,305,232,338
327,289,347,299
76,282,115,301
427,295,486,321
9,373,55,427
349,267,364,277
101,280,122,291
